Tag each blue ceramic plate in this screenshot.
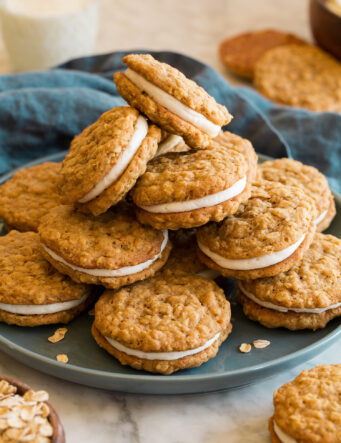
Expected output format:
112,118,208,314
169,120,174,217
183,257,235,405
0,152,340,395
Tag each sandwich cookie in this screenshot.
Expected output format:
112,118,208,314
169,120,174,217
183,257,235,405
0,162,62,232
114,53,232,149
269,365,341,442
259,158,336,232
131,143,249,230
237,233,341,330
59,106,161,216
39,203,171,289
154,134,189,158
92,271,232,374
197,181,317,279
0,231,94,327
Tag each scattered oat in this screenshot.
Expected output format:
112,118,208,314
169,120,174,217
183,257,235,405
48,327,68,343
0,380,17,400
253,339,270,349
56,354,68,364
88,308,95,316
239,343,251,353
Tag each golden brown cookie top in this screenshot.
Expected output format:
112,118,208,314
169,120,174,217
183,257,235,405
273,365,341,442
0,162,62,232
131,144,247,206
197,181,317,259
122,54,231,125
0,231,89,305
39,203,167,270
219,29,306,79
254,44,341,112
94,270,230,352
259,158,333,218
240,233,341,309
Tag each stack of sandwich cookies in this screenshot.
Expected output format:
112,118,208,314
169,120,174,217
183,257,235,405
0,162,62,232
92,271,232,374
0,231,94,326
59,107,161,216
237,233,341,330
131,143,250,230
39,203,171,289
269,365,341,442
114,54,232,149
259,158,336,232
197,181,317,279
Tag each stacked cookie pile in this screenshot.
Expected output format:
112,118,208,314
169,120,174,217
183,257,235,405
0,54,339,375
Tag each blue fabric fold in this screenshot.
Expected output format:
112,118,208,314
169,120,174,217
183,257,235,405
0,50,340,192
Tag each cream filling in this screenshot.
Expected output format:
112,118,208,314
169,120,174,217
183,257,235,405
314,209,328,226
0,293,89,315
42,231,168,278
238,282,341,314
198,234,305,271
78,115,148,203
196,269,220,280
274,421,297,443
125,68,221,137
155,134,183,158
105,332,221,361
139,176,246,214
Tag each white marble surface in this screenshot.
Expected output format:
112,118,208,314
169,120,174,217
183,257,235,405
0,1,340,442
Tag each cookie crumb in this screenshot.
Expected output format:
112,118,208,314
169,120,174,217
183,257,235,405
253,339,270,349
88,308,95,316
56,354,68,363
239,343,251,353
48,327,68,343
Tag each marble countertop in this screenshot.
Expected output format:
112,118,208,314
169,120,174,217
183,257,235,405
0,0,340,442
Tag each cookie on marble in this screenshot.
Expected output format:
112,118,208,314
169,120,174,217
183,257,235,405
154,133,189,158
0,162,62,232
269,365,341,442
197,181,317,279
114,53,232,149
237,233,341,330
219,29,306,79
39,203,171,289
254,44,341,112
259,158,336,232
59,106,161,216
131,143,250,230
0,231,94,327
92,270,232,374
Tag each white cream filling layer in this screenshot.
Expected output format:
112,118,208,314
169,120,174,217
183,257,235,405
196,269,220,280
78,115,148,203
105,332,221,361
274,421,297,443
125,68,221,137
0,293,89,315
314,209,328,225
238,282,341,314
155,134,183,158
42,231,168,278
139,176,247,214
198,234,305,271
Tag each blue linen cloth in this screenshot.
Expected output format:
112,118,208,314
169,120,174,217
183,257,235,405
0,50,340,192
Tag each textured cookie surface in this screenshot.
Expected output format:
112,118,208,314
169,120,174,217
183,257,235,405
0,162,62,232
254,45,341,111
272,365,341,442
219,29,306,79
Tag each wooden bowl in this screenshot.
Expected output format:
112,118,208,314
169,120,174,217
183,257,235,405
0,376,65,443
310,0,341,61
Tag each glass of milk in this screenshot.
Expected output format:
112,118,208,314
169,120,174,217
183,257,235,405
0,0,99,71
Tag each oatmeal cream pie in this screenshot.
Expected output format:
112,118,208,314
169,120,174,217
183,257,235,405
0,162,62,232
237,233,341,330
259,158,336,232
114,54,232,149
59,106,161,216
197,181,317,279
131,143,249,230
0,231,94,327
92,271,232,374
39,203,171,289
269,365,341,442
